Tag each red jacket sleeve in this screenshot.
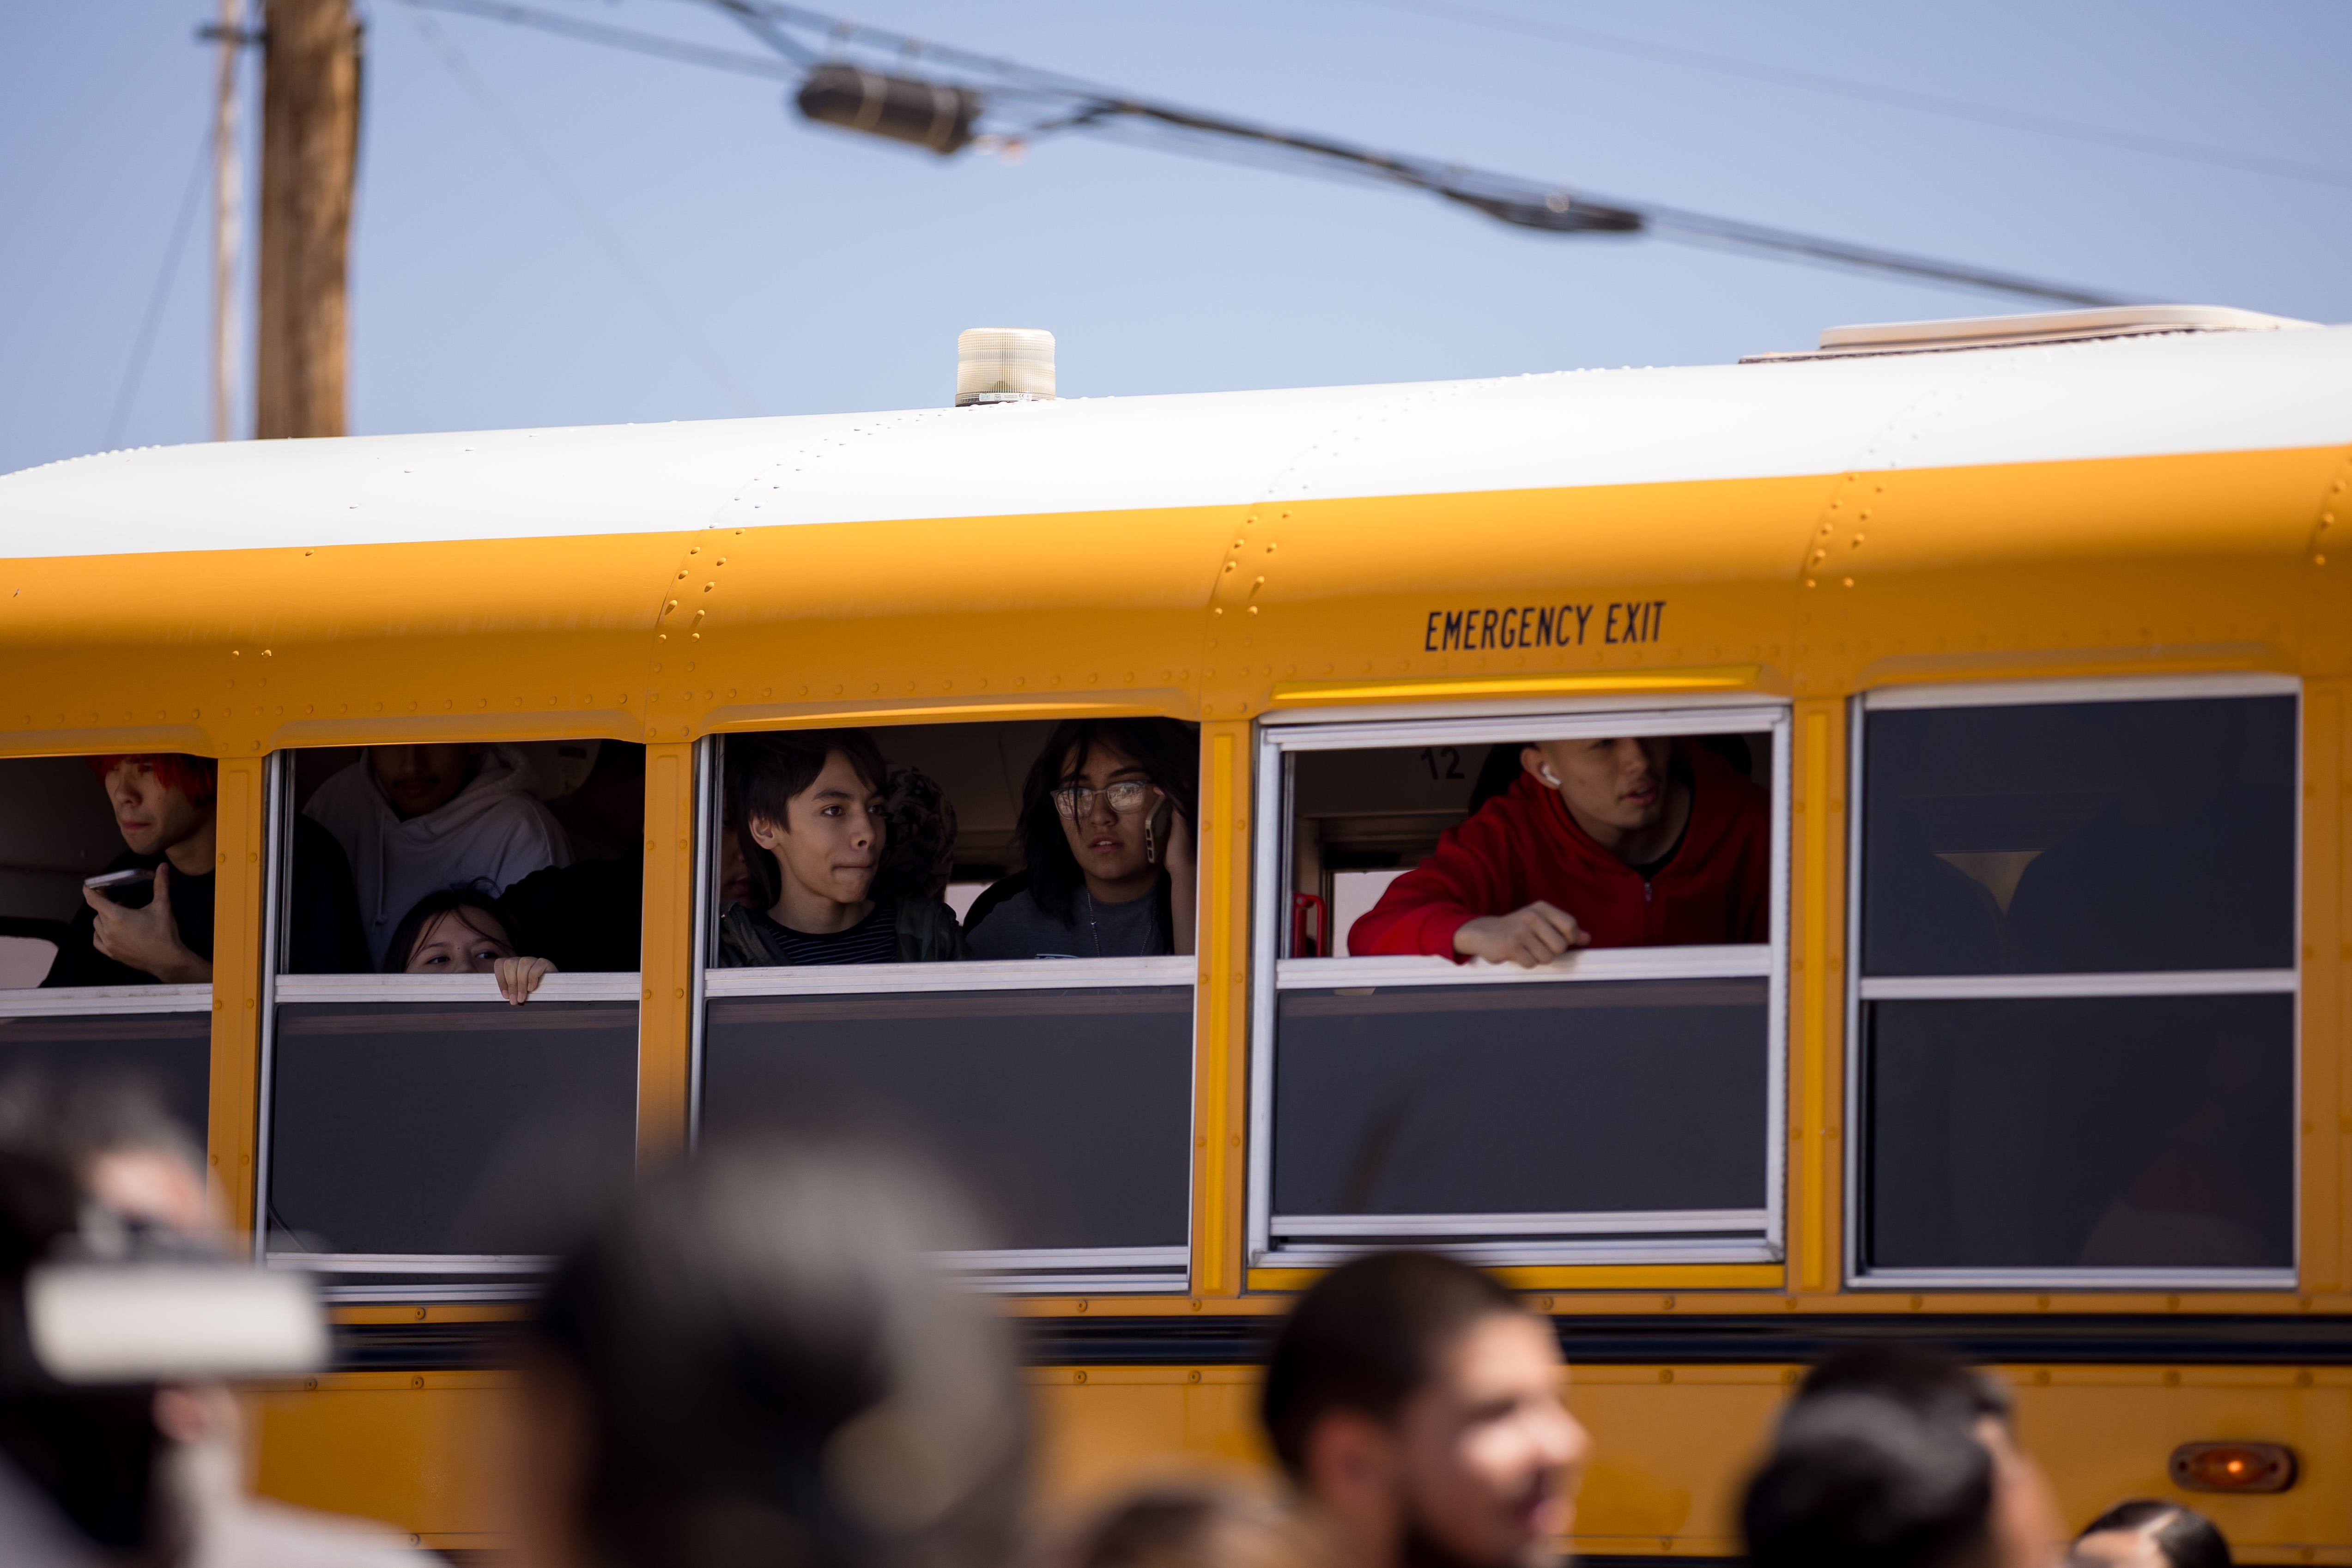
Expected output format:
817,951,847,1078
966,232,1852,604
1729,784,1772,943
1346,801,1525,959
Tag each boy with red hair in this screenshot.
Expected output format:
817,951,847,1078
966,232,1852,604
53,754,219,985
49,754,365,986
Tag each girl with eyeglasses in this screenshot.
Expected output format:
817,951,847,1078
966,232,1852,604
966,719,1199,961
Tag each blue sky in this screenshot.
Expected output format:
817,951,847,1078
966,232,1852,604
5,0,2347,477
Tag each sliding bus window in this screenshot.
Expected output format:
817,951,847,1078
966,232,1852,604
1252,709,1788,1268
262,741,644,1297
0,752,215,1149
1852,682,2297,1285
698,720,1197,1293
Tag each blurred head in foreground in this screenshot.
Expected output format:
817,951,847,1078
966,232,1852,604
1063,1480,1330,1568
0,1075,211,1236
2070,1501,2231,1568
1260,1251,1588,1568
1743,1345,2061,1568
512,1140,1029,1568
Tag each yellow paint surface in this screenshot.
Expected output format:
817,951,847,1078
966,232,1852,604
251,1363,2352,1564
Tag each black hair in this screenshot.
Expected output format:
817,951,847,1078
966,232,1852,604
875,763,959,903
2077,1501,2231,1568
1796,1344,2013,1429
1259,1250,1527,1481
729,730,890,914
1744,1392,1996,1568
382,887,514,975
1016,719,1199,929
1067,1482,1323,1568
533,1141,1028,1568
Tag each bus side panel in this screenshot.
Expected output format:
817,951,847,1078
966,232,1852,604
249,1372,517,1555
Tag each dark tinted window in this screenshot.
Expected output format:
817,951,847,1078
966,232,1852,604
1862,993,2292,1271
267,1000,638,1256
702,987,1191,1250
286,741,646,975
1862,696,2295,975
0,1011,210,1147
1272,978,1769,1219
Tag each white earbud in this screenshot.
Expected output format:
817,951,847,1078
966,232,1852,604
1540,766,1562,787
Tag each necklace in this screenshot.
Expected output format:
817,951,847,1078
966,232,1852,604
1080,890,1103,957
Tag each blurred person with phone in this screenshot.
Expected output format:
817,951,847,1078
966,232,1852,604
966,719,1199,960
0,1079,404,1567
0,1074,430,1567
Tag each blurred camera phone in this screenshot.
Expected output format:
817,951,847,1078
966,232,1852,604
84,868,155,905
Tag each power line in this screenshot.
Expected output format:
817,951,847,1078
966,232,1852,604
722,0,2133,306
394,0,760,413
416,0,797,78
1348,0,2352,195
410,0,2134,306
105,127,214,452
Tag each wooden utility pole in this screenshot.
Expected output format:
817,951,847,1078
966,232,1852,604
210,0,243,442
254,0,361,440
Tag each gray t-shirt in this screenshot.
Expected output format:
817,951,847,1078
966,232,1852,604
966,884,1166,960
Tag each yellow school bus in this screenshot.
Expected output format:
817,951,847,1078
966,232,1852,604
0,302,2347,1561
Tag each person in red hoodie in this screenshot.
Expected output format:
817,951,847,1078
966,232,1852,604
1348,736,1770,964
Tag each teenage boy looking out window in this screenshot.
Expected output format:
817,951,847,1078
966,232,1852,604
716,730,967,967
1349,736,1769,966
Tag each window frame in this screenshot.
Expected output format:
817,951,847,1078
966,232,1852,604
252,749,646,1297
1841,672,2303,1291
1248,697,1793,1270
690,731,1199,1296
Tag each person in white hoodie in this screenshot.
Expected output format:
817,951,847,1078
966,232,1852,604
304,743,571,970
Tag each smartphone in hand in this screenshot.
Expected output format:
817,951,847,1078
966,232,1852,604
1146,793,1175,866
84,868,156,907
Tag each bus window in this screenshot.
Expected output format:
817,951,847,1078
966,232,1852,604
1861,694,2295,977
263,742,644,1294
0,754,215,1148
1255,712,1786,1267
1854,686,2297,1282
713,719,1198,964
266,999,637,1259
699,721,1196,1292
283,740,646,977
